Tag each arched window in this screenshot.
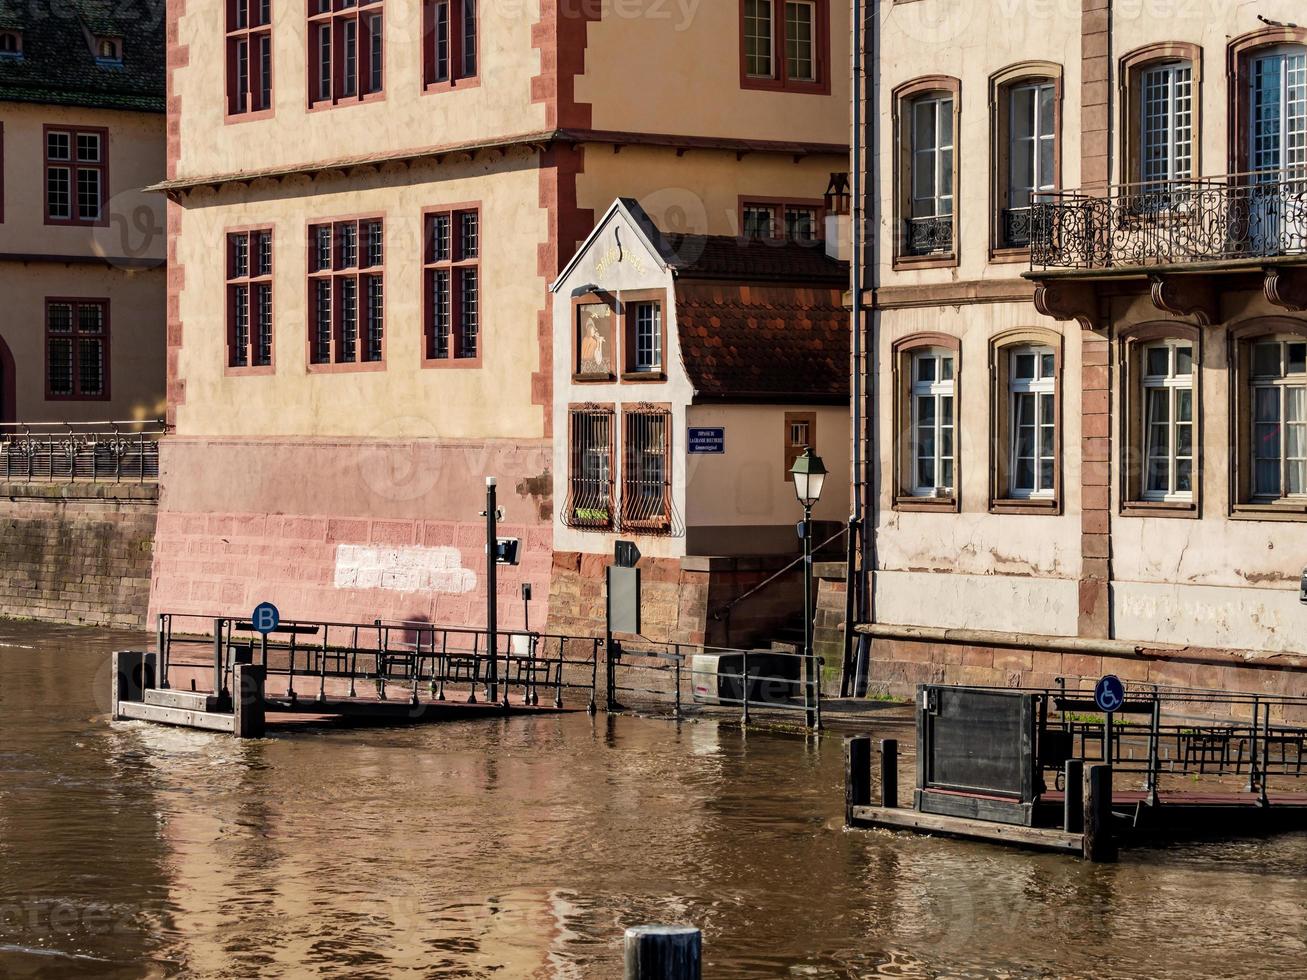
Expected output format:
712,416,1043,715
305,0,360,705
1119,44,1203,190
990,62,1062,256
1231,319,1307,515
990,329,1061,512
892,77,961,269
0,31,22,58
892,333,960,511
1119,326,1200,515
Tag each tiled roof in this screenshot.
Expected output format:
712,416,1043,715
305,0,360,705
0,0,165,113
675,281,850,403
663,233,848,285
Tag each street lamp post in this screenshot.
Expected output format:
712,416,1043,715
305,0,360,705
790,448,827,730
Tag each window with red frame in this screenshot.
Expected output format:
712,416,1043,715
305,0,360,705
424,208,480,361
45,128,106,224
46,300,108,399
226,229,274,368
423,0,477,87
309,218,384,365
309,0,384,106
227,0,272,115
741,200,823,242
741,0,826,91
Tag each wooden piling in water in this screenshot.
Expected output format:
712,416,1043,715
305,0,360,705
845,736,871,826
881,739,899,808
624,925,701,980
1064,758,1083,833
1083,764,1116,862
234,663,266,739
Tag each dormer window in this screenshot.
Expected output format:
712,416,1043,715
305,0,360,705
0,30,22,59
94,36,123,67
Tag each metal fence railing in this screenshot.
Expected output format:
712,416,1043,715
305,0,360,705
0,419,165,483
152,613,826,729
1031,169,1307,270
1030,679,1307,803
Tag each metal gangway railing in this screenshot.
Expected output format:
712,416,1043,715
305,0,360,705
153,613,828,729
0,419,165,483
1032,678,1307,804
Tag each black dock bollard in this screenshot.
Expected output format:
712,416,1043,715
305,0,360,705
1064,758,1084,833
845,735,871,825
1083,764,1117,862
233,663,266,739
881,738,899,808
624,925,701,980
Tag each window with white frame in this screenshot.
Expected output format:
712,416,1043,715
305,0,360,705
1140,61,1193,187
1008,345,1056,498
1004,80,1056,247
632,302,662,373
1251,46,1307,179
909,349,955,496
1250,337,1307,499
742,0,823,89
908,93,954,255
1141,341,1194,500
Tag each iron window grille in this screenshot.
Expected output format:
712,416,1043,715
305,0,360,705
227,0,272,115
46,299,107,399
621,405,672,533
227,229,274,368
308,218,384,365
424,208,480,362
564,406,615,529
309,0,384,106
424,0,477,87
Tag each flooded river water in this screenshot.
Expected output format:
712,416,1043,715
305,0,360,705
0,621,1304,978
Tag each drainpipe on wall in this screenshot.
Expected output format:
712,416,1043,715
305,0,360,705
844,0,877,698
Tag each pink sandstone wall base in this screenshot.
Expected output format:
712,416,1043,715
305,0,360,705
148,437,553,631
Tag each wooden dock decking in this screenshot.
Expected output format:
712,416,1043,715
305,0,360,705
851,805,1083,853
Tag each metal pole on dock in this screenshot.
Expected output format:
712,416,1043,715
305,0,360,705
845,735,871,826
624,925,701,980
485,477,499,706
1083,764,1116,862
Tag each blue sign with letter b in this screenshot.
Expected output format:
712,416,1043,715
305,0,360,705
252,602,280,635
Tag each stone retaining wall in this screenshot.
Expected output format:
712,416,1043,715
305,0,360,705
0,482,158,629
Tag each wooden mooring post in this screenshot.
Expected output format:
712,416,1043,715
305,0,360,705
1063,758,1084,833
233,663,266,739
1083,763,1116,862
624,925,701,980
881,738,899,808
845,735,871,825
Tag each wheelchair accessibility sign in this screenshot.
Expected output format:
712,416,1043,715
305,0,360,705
1094,674,1125,713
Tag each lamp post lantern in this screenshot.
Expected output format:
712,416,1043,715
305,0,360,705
790,448,827,729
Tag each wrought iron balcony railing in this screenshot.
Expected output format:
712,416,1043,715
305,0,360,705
905,215,953,256
0,420,165,483
1031,171,1307,271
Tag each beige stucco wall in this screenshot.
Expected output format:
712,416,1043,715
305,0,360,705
0,261,165,421
685,402,849,527
170,2,547,180
872,301,1082,635
0,102,165,261
578,145,845,240
1111,0,1306,185
874,1,1081,285
173,153,548,439
578,0,849,145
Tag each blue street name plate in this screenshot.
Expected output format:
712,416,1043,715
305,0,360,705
687,427,725,454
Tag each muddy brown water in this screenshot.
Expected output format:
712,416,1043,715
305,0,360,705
0,621,1304,978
